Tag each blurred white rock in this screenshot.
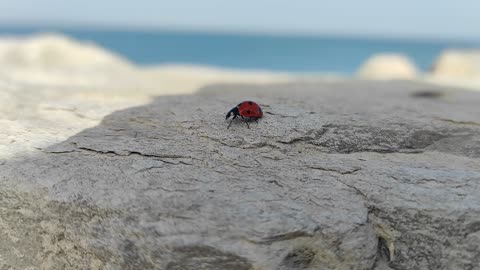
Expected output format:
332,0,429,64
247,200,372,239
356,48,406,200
430,49,480,79
0,34,291,89
0,33,131,70
357,54,418,80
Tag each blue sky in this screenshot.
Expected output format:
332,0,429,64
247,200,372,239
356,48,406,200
0,0,479,41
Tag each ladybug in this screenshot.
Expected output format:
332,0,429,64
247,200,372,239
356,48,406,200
226,101,263,129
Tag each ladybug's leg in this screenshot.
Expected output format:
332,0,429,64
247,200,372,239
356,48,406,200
240,116,250,129
227,115,237,129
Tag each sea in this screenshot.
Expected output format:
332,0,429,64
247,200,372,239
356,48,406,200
0,27,478,74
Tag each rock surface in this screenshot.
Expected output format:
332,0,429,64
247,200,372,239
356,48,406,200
357,54,418,80
1,35,480,270
2,79,480,269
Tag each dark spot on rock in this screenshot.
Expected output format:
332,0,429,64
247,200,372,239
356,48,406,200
167,246,252,270
465,221,480,237
121,239,154,269
56,232,65,241
402,130,445,149
282,247,315,269
410,90,445,99
378,237,392,262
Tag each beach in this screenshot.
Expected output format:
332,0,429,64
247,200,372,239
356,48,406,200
1,34,480,269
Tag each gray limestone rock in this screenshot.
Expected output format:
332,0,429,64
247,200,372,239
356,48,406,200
1,80,480,269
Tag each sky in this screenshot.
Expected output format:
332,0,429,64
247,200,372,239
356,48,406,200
0,0,479,41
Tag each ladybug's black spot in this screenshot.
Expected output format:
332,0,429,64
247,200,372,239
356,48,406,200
248,101,253,105
246,110,251,115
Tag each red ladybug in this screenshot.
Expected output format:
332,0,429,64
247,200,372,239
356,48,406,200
226,101,263,129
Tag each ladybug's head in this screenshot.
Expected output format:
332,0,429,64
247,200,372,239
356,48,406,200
226,107,239,120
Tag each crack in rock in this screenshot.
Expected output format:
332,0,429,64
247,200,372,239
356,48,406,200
47,142,192,160
277,129,327,145
435,118,480,126
265,111,301,118
334,178,368,201
166,246,252,270
308,165,361,175
248,230,316,245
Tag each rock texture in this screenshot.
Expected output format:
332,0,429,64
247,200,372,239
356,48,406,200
2,77,480,269
357,54,418,80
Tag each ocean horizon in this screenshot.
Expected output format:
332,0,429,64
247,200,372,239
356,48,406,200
0,26,478,74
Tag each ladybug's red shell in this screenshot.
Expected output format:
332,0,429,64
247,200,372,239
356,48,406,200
237,101,263,118
225,101,263,129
